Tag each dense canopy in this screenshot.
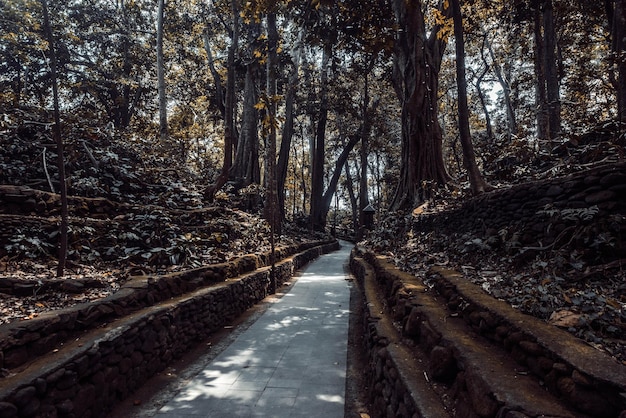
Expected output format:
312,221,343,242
1,0,625,362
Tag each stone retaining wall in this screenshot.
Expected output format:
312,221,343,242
350,249,626,418
429,266,626,417
0,241,326,371
0,185,129,218
0,241,338,418
412,163,626,251
350,255,418,418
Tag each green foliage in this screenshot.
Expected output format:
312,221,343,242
1,0,624,217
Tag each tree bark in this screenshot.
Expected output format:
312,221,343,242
277,28,305,220
309,43,332,230
231,63,260,186
608,0,626,122
265,12,279,238
390,0,451,212
157,0,168,142
204,0,238,200
533,0,549,142
451,0,489,195
276,60,297,219
543,0,561,141
41,0,68,277
358,71,370,239
344,160,359,235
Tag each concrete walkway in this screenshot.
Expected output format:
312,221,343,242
155,242,352,418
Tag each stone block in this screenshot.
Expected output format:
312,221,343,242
11,386,36,409
429,345,456,382
585,190,616,204
465,367,498,417
403,307,421,339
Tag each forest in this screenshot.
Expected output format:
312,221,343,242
1,0,625,376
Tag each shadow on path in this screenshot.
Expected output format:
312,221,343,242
145,241,353,418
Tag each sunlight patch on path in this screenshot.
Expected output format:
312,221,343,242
155,241,352,418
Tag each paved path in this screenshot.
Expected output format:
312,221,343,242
155,242,352,418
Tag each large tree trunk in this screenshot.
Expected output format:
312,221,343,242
617,0,626,122
357,59,380,239
231,63,260,186
390,0,450,212
204,0,238,200
157,0,168,142
344,161,359,236
276,63,296,219
41,0,68,277
309,43,332,230
277,30,304,220
533,0,549,142
358,72,370,239
300,123,310,217
451,0,489,195
534,0,561,143
543,0,561,141
265,12,279,239
608,0,626,122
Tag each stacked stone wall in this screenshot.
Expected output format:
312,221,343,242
0,241,338,418
413,163,626,251
351,249,626,418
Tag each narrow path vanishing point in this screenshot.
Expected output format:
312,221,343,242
151,241,352,417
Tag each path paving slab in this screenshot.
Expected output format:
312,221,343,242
155,243,352,418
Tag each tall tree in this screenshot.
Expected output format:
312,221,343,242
542,0,561,140
265,11,279,289
474,54,495,141
532,0,561,142
41,0,68,277
204,0,239,200
608,0,626,122
0,0,49,108
230,62,260,186
532,0,549,141
356,57,379,239
157,0,168,142
309,41,333,230
390,0,451,211
358,71,370,239
344,160,359,234
305,0,393,229
277,24,307,220
65,0,154,129
451,0,490,195
318,134,361,229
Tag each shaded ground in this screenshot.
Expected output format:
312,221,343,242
362,200,626,365
107,244,372,418
0,218,323,327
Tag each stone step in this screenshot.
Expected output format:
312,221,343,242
410,286,582,417
351,248,626,417
430,266,626,417
353,250,451,417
